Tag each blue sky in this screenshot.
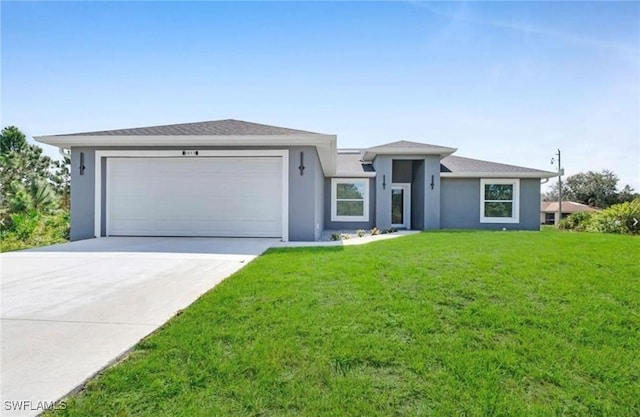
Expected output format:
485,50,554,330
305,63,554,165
2,1,639,191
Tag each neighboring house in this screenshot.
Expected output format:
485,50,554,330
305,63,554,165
35,119,556,242
540,201,599,225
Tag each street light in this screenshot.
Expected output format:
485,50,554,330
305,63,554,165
551,149,564,226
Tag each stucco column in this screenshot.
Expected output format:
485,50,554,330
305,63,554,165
70,148,97,241
423,155,441,229
373,155,392,229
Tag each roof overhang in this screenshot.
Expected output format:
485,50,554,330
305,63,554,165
361,146,457,162
541,202,599,213
35,133,338,176
441,171,558,179
333,171,377,178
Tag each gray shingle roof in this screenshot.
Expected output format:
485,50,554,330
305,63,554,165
441,155,553,174
361,140,457,162
366,140,457,154
541,201,599,213
335,151,375,177
60,119,324,136
337,151,554,177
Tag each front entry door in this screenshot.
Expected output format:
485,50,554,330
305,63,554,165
391,184,411,229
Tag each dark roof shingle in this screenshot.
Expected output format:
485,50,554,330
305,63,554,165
60,119,324,136
366,140,456,153
441,155,552,174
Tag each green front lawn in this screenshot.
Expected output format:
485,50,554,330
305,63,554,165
53,231,639,416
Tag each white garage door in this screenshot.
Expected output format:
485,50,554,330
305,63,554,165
107,157,283,237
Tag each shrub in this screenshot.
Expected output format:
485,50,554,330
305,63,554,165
9,210,41,239
42,211,70,241
586,199,640,235
0,211,69,252
0,234,29,252
371,227,380,236
559,211,593,231
330,233,342,241
356,229,366,238
6,180,59,215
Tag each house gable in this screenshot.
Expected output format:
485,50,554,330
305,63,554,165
35,119,338,177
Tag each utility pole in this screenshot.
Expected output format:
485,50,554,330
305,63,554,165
551,149,564,226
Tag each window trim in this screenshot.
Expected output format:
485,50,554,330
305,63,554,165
480,178,520,224
331,178,370,222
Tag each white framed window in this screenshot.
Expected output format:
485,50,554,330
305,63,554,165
480,178,520,223
331,178,369,222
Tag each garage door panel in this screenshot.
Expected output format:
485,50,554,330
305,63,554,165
107,157,282,237
110,220,281,238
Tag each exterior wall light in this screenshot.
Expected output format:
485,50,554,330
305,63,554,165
299,152,305,175
79,152,85,175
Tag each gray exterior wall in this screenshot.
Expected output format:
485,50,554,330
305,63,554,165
379,156,440,230
423,155,441,229
287,146,323,241
70,148,96,241
373,156,393,229
69,145,323,242
69,144,543,241
314,155,325,240
324,178,376,230
441,177,541,230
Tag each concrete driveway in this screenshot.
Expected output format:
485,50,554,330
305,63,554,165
0,237,276,416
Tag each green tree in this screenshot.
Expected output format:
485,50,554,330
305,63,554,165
51,156,71,209
542,170,637,208
0,126,54,205
6,180,59,214
0,125,28,153
0,126,70,251
616,184,639,204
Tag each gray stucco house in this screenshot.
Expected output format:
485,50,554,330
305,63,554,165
36,119,556,242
